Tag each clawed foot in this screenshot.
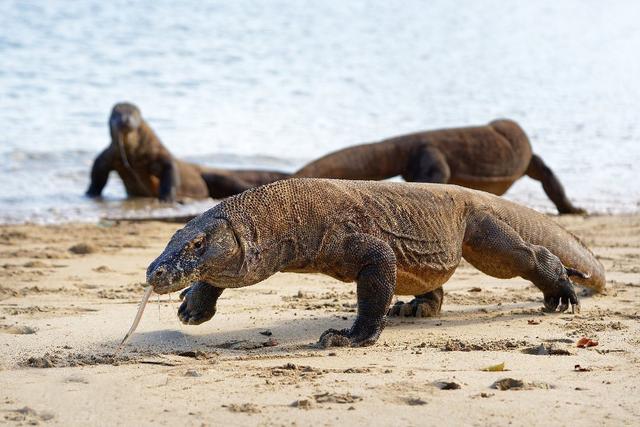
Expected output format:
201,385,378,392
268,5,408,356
177,282,223,325
318,320,384,348
318,328,353,348
387,299,441,317
387,288,443,318
543,276,580,314
559,206,587,215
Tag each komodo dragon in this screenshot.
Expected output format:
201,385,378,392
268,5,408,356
199,168,290,199
294,119,584,214
86,102,289,202
146,178,605,347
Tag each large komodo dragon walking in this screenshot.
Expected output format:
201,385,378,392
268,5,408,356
86,102,289,202
294,119,584,214
146,178,605,347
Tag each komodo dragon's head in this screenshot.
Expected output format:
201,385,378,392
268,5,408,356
109,102,143,135
146,217,245,294
109,102,146,154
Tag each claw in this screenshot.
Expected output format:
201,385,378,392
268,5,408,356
543,276,580,314
543,295,560,312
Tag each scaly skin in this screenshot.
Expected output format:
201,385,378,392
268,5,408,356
86,102,289,202
294,119,584,214
147,178,605,347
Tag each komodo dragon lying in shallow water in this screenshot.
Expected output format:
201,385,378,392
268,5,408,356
294,119,584,214
86,102,289,202
146,178,605,347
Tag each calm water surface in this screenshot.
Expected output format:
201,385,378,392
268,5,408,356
1,0,639,223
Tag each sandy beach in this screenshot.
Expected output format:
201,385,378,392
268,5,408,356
3,1,640,426
0,214,637,426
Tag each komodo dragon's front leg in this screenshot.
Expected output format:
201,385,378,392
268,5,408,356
318,234,397,348
462,212,584,312
177,281,224,325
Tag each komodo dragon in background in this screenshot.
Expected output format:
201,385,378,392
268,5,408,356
146,178,605,347
86,102,289,202
294,119,585,215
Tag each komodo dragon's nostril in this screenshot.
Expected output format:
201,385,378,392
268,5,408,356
152,266,166,282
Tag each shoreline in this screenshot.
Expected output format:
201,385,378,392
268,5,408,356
1,214,639,425
0,176,637,226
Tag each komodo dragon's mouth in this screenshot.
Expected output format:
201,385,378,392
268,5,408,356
147,264,195,295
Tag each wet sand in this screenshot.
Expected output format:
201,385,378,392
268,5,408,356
0,215,639,426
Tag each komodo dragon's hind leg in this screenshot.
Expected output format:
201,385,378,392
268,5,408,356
177,282,224,325
462,213,582,313
319,234,396,348
526,154,585,215
387,287,444,317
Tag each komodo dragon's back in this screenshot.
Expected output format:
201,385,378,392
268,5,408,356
294,119,532,183
432,119,533,182
294,140,409,180
216,179,604,292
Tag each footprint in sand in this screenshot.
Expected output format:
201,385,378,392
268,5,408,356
4,407,54,423
0,325,37,334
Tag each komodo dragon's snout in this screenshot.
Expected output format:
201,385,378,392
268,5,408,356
146,218,242,295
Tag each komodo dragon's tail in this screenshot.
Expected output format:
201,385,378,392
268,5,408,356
558,234,605,293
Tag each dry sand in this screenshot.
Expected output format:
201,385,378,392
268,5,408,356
0,215,639,426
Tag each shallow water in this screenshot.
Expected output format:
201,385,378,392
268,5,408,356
1,0,639,223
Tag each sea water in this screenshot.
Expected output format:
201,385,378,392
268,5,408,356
1,0,639,223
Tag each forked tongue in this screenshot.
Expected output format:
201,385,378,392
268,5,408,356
113,286,154,357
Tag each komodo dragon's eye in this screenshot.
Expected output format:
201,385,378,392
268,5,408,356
191,235,206,255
